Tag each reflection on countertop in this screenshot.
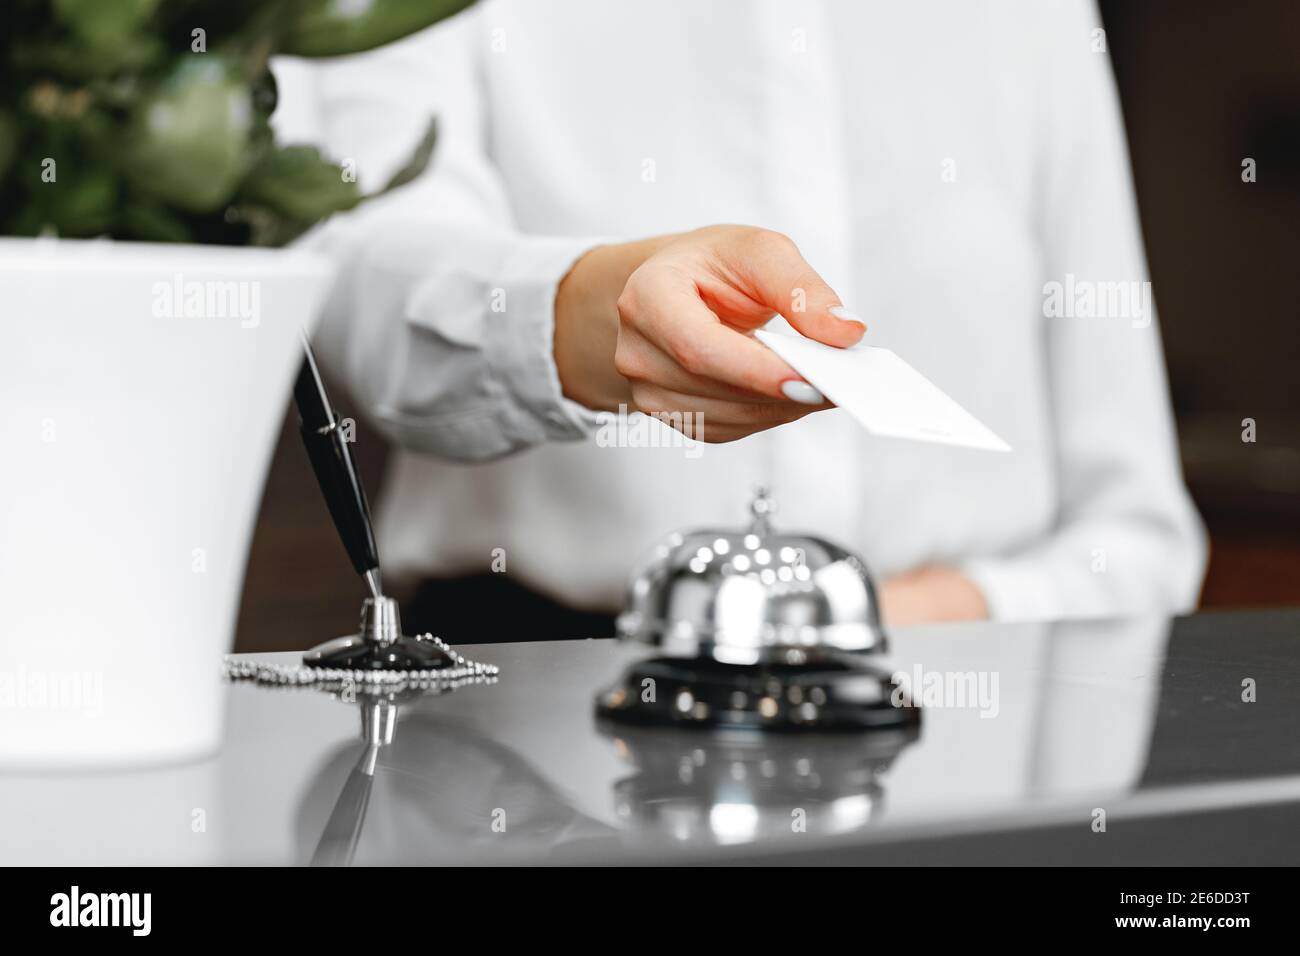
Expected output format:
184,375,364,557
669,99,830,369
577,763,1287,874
298,705,618,866
600,720,918,847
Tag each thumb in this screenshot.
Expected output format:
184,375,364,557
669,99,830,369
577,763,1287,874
742,230,867,348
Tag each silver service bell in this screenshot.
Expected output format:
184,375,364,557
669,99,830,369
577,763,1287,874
617,488,887,665
597,489,917,733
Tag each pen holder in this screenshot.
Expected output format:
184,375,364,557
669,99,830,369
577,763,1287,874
301,597,466,673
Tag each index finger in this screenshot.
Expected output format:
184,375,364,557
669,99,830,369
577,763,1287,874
640,279,811,400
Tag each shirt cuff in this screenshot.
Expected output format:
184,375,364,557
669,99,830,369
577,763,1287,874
485,235,609,445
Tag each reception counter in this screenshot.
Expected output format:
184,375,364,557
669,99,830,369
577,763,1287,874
3,608,1298,865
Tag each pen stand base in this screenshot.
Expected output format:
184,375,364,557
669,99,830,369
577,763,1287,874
226,630,498,689
302,596,462,672
302,633,459,672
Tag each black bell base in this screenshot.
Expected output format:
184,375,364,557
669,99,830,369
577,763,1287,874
302,634,456,671
595,655,921,732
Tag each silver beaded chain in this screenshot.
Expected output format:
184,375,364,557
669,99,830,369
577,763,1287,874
222,633,500,688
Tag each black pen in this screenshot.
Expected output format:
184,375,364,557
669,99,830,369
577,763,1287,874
293,333,383,600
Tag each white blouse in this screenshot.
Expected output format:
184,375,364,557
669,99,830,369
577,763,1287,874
273,0,1206,622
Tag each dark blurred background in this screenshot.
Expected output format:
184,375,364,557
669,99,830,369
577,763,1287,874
235,0,1300,653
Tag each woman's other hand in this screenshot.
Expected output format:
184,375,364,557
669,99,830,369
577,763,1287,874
879,565,991,627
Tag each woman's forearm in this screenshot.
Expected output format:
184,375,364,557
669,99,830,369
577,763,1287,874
554,236,677,413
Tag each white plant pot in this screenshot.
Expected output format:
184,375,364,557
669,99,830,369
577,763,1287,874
0,238,333,767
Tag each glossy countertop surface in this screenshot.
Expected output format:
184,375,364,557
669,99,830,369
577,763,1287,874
4,609,1299,865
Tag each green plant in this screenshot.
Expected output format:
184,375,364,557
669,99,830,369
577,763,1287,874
1,0,474,246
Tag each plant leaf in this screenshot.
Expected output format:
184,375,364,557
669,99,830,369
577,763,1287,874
238,144,362,222
123,57,254,213
282,0,476,57
376,117,436,195
117,198,194,243
52,0,160,51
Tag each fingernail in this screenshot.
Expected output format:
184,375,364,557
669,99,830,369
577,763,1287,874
829,305,867,330
781,380,825,404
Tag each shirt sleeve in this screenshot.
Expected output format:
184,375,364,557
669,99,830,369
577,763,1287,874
958,0,1207,621
274,10,604,462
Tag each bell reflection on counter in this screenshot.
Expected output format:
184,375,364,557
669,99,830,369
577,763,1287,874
600,722,918,845
597,489,919,732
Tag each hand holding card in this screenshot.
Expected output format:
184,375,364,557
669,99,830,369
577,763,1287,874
755,329,1011,452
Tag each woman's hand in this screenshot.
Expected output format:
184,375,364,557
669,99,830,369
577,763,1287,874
555,225,866,443
879,565,990,627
